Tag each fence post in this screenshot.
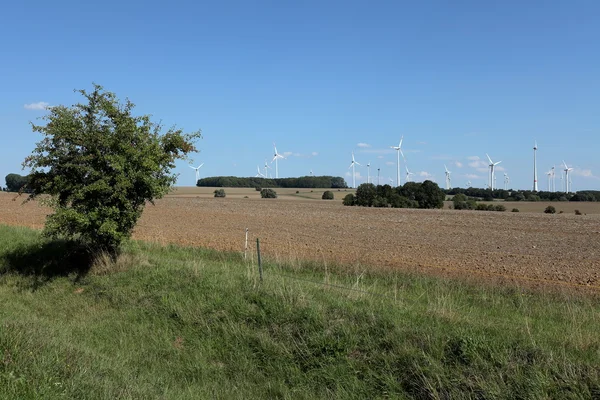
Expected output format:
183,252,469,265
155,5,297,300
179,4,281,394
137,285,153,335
244,228,249,260
257,238,263,282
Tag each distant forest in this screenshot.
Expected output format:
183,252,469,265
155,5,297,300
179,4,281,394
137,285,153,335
443,187,600,202
196,176,348,189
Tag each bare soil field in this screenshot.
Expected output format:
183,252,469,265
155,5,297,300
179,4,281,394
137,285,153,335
1,190,599,291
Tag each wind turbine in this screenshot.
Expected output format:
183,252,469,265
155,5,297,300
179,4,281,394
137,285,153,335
255,166,264,178
367,161,371,184
546,170,552,191
444,165,451,190
263,160,271,179
563,161,573,193
189,163,204,185
551,166,556,192
377,167,381,186
271,143,285,178
533,141,539,192
390,136,404,187
504,173,509,190
348,152,361,188
486,154,502,191
405,165,414,183
466,180,472,187
309,169,313,176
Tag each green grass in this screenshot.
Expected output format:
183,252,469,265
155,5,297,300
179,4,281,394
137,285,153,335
1,224,599,399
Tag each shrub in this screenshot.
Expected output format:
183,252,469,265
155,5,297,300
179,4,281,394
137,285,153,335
322,191,334,200
213,189,226,198
512,208,519,212
260,188,277,198
494,204,506,212
544,205,556,214
342,193,355,206
255,186,262,191
559,210,564,214
476,204,488,211
575,209,582,215
23,84,201,255
372,195,387,208
487,204,496,211
296,190,299,194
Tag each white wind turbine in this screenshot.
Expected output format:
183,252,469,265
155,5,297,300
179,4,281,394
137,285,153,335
367,161,371,184
551,166,556,192
405,165,414,183
546,170,552,191
377,167,381,186
255,166,264,178
271,143,285,178
504,173,509,190
263,160,271,179
444,165,451,189
309,169,313,176
486,154,502,191
466,180,472,187
390,136,404,187
189,163,204,185
348,152,361,188
563,161,573,193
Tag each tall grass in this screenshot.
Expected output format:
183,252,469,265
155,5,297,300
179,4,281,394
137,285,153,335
0,224,599,399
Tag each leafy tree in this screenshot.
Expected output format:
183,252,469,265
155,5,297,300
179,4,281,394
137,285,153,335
355,183,377,206
260,188,277,198
322,191,334,200
23,84,201,255
511,208,519,212
417,180,446,209
214,189,226,198
5,173,29,192
494,204,506,212
342,193,355,206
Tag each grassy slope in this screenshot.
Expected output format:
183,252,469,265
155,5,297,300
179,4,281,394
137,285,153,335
0,225,599,399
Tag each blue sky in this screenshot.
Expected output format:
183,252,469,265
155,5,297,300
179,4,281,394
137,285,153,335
1,1,599,190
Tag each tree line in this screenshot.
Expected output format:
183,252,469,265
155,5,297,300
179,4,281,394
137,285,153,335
343,181,446,209
197,176,348,189
443,187,600,202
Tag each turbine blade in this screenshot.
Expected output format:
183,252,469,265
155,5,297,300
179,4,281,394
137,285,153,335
495,161,502,165
198,163,204,168
399,136,404,148
349,163,354,169
355,162,362,166
189,166,196,170
486,154,493,164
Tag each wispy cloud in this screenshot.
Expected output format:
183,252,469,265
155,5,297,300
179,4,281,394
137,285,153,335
419,171,433,178
311,151,318,157
385,161,395,166
465,174,481,179
455,161,463,168
345,171,362,179
416,141,427,145
572,168,598,179
283,151,293,157
467,156,480,161
357,142,371,148
377,155,384,159
24,101,49,110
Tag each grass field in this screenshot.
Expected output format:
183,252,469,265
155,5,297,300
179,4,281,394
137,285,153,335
1,225,599,399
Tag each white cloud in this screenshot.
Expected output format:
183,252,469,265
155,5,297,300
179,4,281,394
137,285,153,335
345,171,362,179
465,174,480,179
282,151,293,157
24,101,49,110
311,151,318,157
357,142,371,148
572,168,598,179
377,155,384,159
467,156,480,161
455,161,463,168
496,166,505,172
419,171,433,178
416,141,427,145
385,161,395,166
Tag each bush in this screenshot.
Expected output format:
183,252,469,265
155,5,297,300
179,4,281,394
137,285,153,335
512,208,519,212
342,193,355,206
260,188,277,198
487,204,496,211
322,191,334,200
494,204,506,212
213,189,226,198
544,205,556,214
255,186,262,191
296,190,299,194
23,84,201,255
476,204,488,211
575,209,582,215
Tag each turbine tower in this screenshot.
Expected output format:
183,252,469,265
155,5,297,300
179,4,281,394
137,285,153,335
348,152,361,189
563,161,573,193
189,163,204,185
367,161,371,184
551,165,556,192
377,167,381,186
264,160,271,179
504,173,509,190
390,136,404,187
486,154,502,191
444,165,451,190
546,170,552,191
271,143,285,178
533,141,538,192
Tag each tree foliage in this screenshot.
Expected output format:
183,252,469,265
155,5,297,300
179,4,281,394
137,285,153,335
260,188,277,198
345,181,445,209
198,176,347,189
214,189,226,198
5,173,29,192
23,84,201,254
322,191,334,200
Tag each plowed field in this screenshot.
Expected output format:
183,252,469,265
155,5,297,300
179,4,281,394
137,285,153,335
2,190,599,291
